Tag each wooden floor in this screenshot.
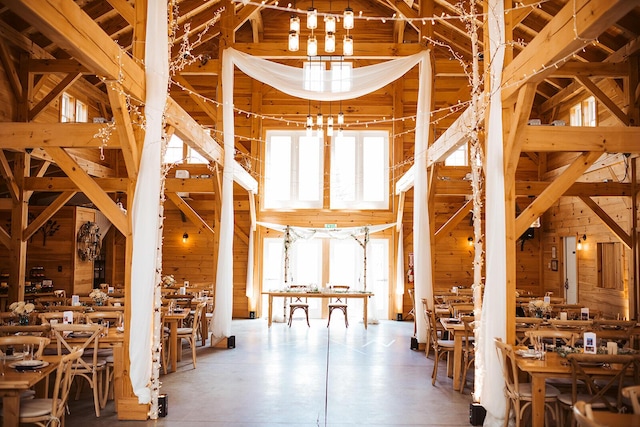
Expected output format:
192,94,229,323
66,318,473,426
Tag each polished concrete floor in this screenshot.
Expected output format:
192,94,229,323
66,318,473,426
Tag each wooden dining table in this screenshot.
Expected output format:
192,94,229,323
163,309,191,372
0,354,61,427
592,411,640,426
262,290,374,329
515,350,635,427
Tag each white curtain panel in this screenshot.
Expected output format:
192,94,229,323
129,1,168,404
218,49,433,339
479,0,508,424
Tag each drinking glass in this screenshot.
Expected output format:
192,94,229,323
23,344,33,361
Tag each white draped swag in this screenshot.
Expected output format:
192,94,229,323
219,48,434,341
479,0,508,424
129,1,168,404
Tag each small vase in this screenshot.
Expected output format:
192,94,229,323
95,300,104,306
19,314,29,325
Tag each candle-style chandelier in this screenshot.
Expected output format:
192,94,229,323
288,1,354,56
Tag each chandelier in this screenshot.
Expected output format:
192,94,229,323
288,1,354,56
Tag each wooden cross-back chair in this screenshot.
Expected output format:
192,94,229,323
327,285,350,328
287,285,310,327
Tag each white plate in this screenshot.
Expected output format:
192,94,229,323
9,360,49,369
1,352,25,361
516,350,539,358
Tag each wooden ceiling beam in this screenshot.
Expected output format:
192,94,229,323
24,159,50,202
43,147,128,234
172,75,218,125
0,123,121,149
576,75,630,126
28,72,81,121
106,0,135,26
551,61,629,78
0,149,19,201
106,81,139,179
434,198,472,241
165,192,215,237
515,151,602,236
521,126,640,152
27,59,89,73
0,37,22,99
502,0,640,102
435,180,633,197
22,190,76,241
579,195,631,248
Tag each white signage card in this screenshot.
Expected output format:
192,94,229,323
581,307,589,320
63,311,73,324
584,332,596,354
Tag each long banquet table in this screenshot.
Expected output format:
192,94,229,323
262,290,374,329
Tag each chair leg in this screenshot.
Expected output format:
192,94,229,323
191,337,197,368
342,308,348,328
304,309,310,327
327,309,333,327
431,350,439,385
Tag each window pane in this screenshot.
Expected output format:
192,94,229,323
332,135,356,202
298,136,321,201
187,147,208,164
61,93,73,123
164,134,185,164
569,104,582,126
445,143,468,166
582,96,596,127
75,100,87,123
304,62,324,92
362,136,385,202
331,62,352,92
267,136,292,202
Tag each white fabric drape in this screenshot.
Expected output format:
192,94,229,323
219,48,431,338
229,48,427,101
257,221,394,238
396,227,404,298
129,1,168,404
245,225,254,298
412,55,434,345
480,1,508,424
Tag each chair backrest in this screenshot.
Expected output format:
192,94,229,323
189,302,207,338
328,285,350,305
525,329,578,347
107,297,125,306
51,348,84,422
549,319,593,331
494,338,520,401
461,316,475,352
85,310,123,327
0,335,51,359
51,323,103,373
622,384,640,414
39,311,85,325
515,318,544,346
572,401,604,427
424,308,440,348
288,285,309,304
566,353,640,411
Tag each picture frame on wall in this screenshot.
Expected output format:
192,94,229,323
551,260,558,271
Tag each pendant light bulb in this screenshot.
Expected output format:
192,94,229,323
327,124,333,136
327,115,334,128
288,31,299,52
182,232,189,243
343,34,353,56
307,8,318,30
307,35,318,57
343,7,354,29
325,33,336,53
325,15,336,33
337,111,344,125
290,15,300,33
338,127,344,137
306,125,313,137
316,113,323,127
306,114,314,127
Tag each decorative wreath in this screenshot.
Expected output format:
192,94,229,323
77,221,101,261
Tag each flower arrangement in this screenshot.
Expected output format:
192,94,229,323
528,299,551,317
89,289,108,305
162,275,176,287
9,301,35,325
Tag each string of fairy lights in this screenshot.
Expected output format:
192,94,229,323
95,0,602,208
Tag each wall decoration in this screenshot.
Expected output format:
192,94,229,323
551,260,558,271
77,221,101,261
39,219,60,246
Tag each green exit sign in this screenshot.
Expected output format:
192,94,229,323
324,224,337,229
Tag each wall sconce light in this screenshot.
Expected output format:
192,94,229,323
468,237,473,247
577,234,586,250
182,232,189,243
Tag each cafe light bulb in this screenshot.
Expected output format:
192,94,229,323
307,8,317,29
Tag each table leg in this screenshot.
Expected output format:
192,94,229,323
169,321,178,373
363,296,368,330
2,394,20,427
268,295,274,328
452,333,462,390
531,375,545,427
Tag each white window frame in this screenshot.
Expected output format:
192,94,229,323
444,143,468,166
303,61,352,93
61,93,74,123
264,130,324,209
75,99,87,123
570,96,597,127
330,130,389,210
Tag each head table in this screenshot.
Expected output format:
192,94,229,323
262,290,374,329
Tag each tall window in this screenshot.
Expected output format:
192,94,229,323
570,96,597,126
597,242,624,290
264,130,323,209
331,130,389,209
163,134,208,164
444,143,468,166
61,93,87,123
303,61,352,92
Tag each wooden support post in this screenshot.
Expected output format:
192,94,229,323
9,153,29,303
